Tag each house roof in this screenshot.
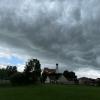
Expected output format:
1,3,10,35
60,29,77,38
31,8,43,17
43,68,56,74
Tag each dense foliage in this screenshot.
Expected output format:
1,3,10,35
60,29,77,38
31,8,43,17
63,70,77,80
10,58,41,85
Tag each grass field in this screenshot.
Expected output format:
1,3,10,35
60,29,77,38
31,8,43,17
0,85,100,100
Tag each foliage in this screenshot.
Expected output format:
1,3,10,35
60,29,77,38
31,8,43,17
24,58,41,84
6,66,17,77
10,72,27,85
8,59,42,85
63,70,77,81
0,66,17,80
41,72,47,83
0,68,8,80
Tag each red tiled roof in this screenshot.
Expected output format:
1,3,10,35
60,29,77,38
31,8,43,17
43,68,56,74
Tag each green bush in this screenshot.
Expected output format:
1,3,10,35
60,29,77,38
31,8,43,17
10,73,27,86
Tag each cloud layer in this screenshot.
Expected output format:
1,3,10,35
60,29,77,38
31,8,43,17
0,0,100,77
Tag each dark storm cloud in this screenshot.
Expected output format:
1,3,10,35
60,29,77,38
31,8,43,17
0,0,100,70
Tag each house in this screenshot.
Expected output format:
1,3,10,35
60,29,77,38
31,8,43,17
43,64,76,84
45,76,50,83
43,68,56,74
42,64,61,84
43,63,59,74
57,75,68,84
57,74,75,84
79,77,96,86
43,67,57,83
79,77,89,85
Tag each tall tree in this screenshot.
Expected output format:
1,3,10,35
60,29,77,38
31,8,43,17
24,58,41,83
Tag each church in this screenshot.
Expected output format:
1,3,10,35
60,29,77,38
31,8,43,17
42,64,75,84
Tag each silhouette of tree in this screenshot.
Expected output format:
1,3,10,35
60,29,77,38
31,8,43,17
63,70,77,81
6,66,17,77
24,58,41,83
0,68,8,80
10,72,26,86
41,72,47,83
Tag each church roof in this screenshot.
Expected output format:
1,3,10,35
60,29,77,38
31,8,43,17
43,68,56,74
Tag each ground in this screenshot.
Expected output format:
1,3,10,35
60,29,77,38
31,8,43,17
0,85,100,100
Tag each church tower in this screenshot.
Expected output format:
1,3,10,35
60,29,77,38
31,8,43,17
56,63,59,73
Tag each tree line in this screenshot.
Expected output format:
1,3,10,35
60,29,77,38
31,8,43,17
0,58,88,86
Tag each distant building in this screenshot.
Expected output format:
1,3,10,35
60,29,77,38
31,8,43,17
56,63,59,73
43,68,56,74
79,77,96,86
43,64,76,84
45,76,50,83
43,64,61,83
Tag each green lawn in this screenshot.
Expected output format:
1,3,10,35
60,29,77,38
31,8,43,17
0,85,100,100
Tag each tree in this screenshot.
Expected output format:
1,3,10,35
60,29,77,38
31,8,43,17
41,72,47,84
63,70,77,81
10,72,27,86
6,66,17,77
24,58,41,83
0,68,8,80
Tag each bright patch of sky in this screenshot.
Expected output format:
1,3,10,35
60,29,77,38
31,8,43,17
76,68,100,79
0,56,24,65
0,46,25,71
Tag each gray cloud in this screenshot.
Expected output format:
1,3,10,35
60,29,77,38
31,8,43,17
0,0,100,72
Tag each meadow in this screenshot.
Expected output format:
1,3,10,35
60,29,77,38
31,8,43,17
0,85,100,100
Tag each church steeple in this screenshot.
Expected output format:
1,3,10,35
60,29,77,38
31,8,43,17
56,63,59,73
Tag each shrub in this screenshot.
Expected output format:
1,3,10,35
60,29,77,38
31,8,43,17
10,73,27,86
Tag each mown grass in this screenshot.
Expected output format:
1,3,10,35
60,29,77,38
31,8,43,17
0,85,100,100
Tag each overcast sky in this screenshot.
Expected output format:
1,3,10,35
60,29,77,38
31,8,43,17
0,0,100,78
